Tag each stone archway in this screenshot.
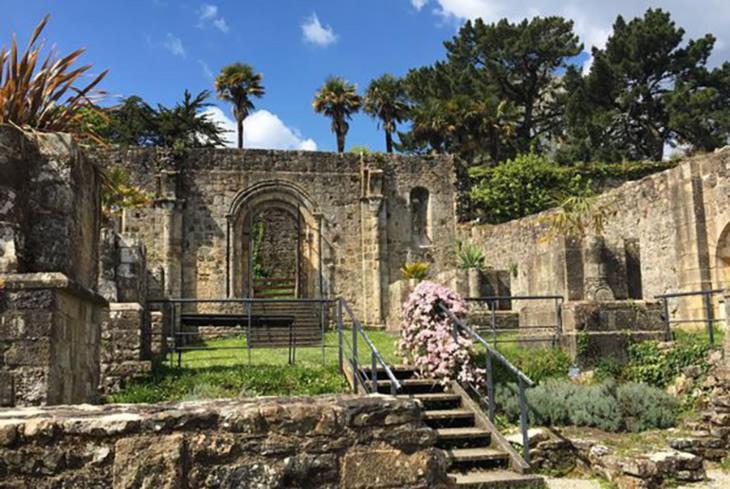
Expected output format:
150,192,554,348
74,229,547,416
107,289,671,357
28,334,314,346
226,180,323,298
716,222,730,290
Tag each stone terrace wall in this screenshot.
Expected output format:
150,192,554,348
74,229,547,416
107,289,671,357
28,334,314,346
0,395,452,489
460,147,730,321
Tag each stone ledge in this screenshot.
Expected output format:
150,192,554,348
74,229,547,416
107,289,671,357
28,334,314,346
0,272,108,306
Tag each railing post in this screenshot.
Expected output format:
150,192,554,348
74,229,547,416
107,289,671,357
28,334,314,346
704,292,716,345
554,298,563,347
371,351,378,393
246,300,252,364
352,319,359,394
518,377,530,465
337,299,344,374
662,297,672,341
485,349,495,422
320,300,326,364
490,299,497,345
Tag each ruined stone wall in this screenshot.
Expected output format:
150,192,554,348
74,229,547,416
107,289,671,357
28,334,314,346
461,147,730,323
102,149,459,323
0,395,451,489
254,207,299,279
0,127,101,289
0,273,105,406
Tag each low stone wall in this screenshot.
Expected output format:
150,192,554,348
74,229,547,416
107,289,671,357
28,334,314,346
512,429,705,488
100,303,151,394
0,273,106,407
0,395,452,489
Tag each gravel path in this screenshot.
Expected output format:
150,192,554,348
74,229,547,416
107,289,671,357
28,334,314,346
546,470,730,489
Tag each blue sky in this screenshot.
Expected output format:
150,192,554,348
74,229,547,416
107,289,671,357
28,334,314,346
2,1,729,152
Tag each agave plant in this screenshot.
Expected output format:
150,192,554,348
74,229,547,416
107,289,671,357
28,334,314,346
400,261,430,281
456,240,486,271
0,15,108,139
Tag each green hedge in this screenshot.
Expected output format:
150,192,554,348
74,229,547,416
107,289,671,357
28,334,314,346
468,153,676,224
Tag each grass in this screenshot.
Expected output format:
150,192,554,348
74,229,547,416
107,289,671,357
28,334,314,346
108,329,400,403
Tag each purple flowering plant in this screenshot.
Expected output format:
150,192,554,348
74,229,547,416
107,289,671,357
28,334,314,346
397,281,484,386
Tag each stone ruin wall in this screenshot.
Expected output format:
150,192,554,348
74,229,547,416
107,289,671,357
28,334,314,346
459,147,730,330
0,127,107,406
102,149,460,325
0,395,451,489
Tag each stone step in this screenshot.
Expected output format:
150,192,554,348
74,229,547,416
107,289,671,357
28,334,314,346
447,447,510,472
361,365,418,380
376,378,444,395
436,427,492,449
398,392,462,410
423,409,475,428
449,470,545,488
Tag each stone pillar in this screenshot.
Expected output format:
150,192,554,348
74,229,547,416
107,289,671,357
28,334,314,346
0,273,106,406
467,268,482,298
724,295,730,363
361,196,386,325
157,171,183,299
582,234,614,301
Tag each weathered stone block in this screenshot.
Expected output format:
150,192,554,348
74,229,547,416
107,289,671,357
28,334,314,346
113,434,184,489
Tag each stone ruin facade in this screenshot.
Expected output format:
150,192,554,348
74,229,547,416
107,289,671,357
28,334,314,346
3,119,730,408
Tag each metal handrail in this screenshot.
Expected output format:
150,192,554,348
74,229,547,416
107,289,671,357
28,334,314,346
654,288,725,345
338,298,402,394
438,301,535,464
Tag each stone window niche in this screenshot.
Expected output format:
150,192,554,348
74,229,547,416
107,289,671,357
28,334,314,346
410,187,432,248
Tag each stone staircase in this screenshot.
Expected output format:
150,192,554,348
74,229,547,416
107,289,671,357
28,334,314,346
361,365,545,488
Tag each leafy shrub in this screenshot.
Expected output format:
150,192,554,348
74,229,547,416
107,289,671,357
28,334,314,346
617,382,677,432
496,379,677,432
457,240,486,270
397,282,483,385
569,381,622,432
468,153,675,224
624,336,711,387
476,346,572,384
400,261,430,280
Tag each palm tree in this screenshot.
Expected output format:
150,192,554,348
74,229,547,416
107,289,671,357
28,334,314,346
312,77,362,152
364,74,410,153
214,63,265,149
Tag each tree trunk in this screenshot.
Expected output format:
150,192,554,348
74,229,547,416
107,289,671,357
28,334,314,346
237,118,244,149
385,130,393,153
337,130,346,153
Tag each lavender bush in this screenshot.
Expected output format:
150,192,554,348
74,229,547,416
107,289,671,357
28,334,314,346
397,281,484,385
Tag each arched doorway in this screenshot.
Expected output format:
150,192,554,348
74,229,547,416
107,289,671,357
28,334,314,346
226,181,322,298
716,222,730,290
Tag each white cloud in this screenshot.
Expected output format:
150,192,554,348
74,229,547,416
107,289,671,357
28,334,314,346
198,60,213,80
301,13,337,47
163,33,185,57
197,3,229,33
412,0,730,66
204,107,318,151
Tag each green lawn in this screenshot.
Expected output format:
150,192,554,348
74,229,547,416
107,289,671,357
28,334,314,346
108,329,400,404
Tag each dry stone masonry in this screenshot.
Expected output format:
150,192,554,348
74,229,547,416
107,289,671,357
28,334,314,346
0,395,452,489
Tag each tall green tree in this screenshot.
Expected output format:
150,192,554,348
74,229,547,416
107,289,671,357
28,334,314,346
446,17,582,153
562,9,730,162
400,16,581,164
313,77,362,153
363,74,410,153
155,90,226,148
214,63,265,149
105,96,158,146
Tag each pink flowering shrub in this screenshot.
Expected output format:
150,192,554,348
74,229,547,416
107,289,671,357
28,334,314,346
397,281,484,386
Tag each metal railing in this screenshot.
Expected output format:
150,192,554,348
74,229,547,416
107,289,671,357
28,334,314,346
466,295,564,347
147,297,336,367
438,302,536,464
655,289,725,345
337,298,402,395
